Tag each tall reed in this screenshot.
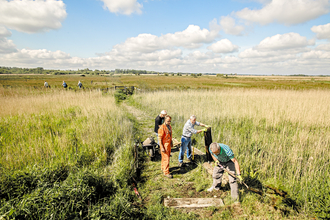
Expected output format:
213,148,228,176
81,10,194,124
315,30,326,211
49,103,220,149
0,89,133,171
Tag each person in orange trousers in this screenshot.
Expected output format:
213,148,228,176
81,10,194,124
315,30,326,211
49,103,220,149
158,115,173,178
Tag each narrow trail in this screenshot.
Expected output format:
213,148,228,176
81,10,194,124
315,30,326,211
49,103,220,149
121,101,244,218
122,103,155,137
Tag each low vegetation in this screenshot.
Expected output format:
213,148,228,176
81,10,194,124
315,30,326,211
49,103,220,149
1,74,330,219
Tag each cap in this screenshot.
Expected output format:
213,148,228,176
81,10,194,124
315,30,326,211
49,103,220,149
161,110,167,115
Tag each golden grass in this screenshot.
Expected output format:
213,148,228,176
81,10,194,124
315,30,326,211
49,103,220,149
0,87,114,117
0,88,133,170
135,88,330,127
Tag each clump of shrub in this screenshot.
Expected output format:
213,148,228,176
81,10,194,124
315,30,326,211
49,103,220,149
114,90,127,103
0,165,142,219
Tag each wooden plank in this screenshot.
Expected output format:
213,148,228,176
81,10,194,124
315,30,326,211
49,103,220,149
172,138,181,147
203,162,214,175
193,147,205,155
164,198,224,208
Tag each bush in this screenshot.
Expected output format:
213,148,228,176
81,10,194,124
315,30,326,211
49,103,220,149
0,168,128,219
114,90,127,103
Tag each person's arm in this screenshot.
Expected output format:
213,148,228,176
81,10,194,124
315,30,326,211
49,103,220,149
211,153,217,162
196,130,204,134
196,121,207,133
231,158,241,175
158,127,165,152
186,125,199,134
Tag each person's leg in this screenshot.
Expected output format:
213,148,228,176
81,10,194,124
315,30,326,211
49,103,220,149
161,151,169,174
212,165,224,189
155,133,159,145
178,137,187,164
226,161,239,201
162,143,171,175
161,150,165,172
186,139,192,160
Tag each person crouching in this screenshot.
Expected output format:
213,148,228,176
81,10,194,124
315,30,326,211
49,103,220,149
207,142,243,202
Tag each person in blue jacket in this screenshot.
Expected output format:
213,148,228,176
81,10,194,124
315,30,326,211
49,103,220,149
62,81,67,88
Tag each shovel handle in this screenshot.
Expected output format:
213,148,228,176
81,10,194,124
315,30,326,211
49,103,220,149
219,164,249,189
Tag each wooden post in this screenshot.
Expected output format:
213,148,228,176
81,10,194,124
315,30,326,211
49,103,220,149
204,127,213,162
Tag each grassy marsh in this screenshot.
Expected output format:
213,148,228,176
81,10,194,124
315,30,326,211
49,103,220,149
1,74,330,219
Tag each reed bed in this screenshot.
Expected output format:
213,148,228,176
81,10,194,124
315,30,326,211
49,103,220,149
134,88,330,127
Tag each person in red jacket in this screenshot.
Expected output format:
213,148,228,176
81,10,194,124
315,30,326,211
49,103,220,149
158,115,173,178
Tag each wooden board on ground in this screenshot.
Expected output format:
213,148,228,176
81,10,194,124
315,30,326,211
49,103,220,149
202,162,214,175
172,138,181,147
164,198,224,208
192,147,213,175
193,147,230,184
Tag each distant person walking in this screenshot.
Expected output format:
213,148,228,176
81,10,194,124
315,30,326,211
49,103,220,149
179,115,208,166
62,81,67,88
78,81,82,89
44,81,49,88
158,115,173,178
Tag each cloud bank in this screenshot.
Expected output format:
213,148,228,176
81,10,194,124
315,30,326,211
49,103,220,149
236,0,330,26
0,0,67,33
100,0,142,15
0,0,330,75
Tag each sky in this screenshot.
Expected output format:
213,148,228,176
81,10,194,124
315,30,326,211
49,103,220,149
0,0,330,75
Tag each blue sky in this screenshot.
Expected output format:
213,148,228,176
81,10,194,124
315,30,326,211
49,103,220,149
0,0,330,75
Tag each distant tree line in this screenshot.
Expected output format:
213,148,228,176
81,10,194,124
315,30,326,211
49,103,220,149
0,66,235,76
0,67,114,76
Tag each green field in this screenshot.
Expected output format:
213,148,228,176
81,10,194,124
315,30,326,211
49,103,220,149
1,74,330,219
1,73,330,90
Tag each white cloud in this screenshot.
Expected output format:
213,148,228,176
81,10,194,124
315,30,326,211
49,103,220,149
219,16,245,36
186,51,215,60
300,50,330,60
0,37,17,54
113,25,219,53
113,34,164,53
139,49,182,61
0,0,67,33
161,25,219,49
207,39,239,53
316,43,330,51
0,26,11,37
0,23,329,74
100,0,142,15
1,43,330,75
236,0,330,25
311,23,330,40
239,48,274,58
255,32,314,51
